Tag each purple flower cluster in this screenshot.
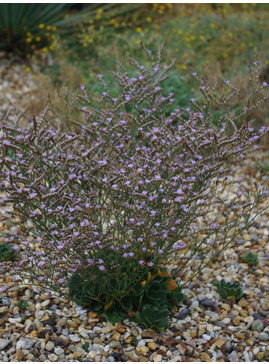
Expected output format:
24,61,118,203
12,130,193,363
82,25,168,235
0,47,268,299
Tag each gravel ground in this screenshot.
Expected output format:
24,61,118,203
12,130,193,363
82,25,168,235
0,58,269,362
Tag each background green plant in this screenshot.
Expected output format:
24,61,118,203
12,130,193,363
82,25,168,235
213,279,244,302
242,251,259,266
0,243,17,262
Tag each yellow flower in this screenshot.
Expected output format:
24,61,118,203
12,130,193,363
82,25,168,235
114,22,119,27
35,37,41,42
51,34,56,40
89,19,94,24
200,35,205,40
136,27,142,33
146,17,152,22
46,25,51,30
182,64,187,70
97,8,103,14
84,35,90,40
178,30,183,35
42,47,48,52
185,37,190,42
222,52,228,58
228,32,233,37
190,35,195,40
210,23,215,28
158,9,164,14
52,26,57,31
26,32,31,37
95,14,101,20
25,67,31,72
82,42,88,47
249,42,253,47
39,24,45,29
89,72,94,78
26,38,32,43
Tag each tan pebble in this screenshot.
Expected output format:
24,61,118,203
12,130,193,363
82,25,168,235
111,332,121,341
218,312,227,320
40,293,50,300
200,352,212,362
240,310,248,317
8,291,18,299
88,318,99,323
190,329,197,338
221,303,231,311
198,328,205,336
137,345,149,354
45,333,50,341
159,346,167,353
5,277,12,283
57,318,67,327
0,307,8,314
148,342,157,350
215,339,226,349
68,321,78,329
238,299,248,307
233,317,241,326
30,330,38,336
88,312,98,318
48,354,58,362
153,354,162,362
142,330,157,339
41,315,50,322
26,354,34,360
73,351,82,359
115,324,127,333
15,349,24,361
235,333,245,340
124,335,133,344
88,351,96,359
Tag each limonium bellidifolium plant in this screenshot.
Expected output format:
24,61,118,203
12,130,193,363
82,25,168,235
0,45,268,329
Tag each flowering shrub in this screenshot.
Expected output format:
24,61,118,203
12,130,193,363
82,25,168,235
0,46,268,329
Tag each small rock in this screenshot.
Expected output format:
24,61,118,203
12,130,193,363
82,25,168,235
15,349,24,361
16,338,34,350
200,300,215,307
258,332,269,341
251,320,264,331
252,313,261,320
142,330,157,339
45,341,55,351
79,327,89,339
111,332,121,341
48,353,58,362
1,297,10,305
148,342,157,350
69,334,81,343
54,347,65,355
153,354,162,362
57,318,67,327
200,352,212,361
68,320,79,329
41,299,50,308
111,352,121,360
74,351,82,359
178,308,190,319
0,339,10,350
0,306,8,313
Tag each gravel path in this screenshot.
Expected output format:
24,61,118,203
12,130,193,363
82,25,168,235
0,59,268,362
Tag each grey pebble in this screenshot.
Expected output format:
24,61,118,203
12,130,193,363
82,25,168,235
16,338,34,350
258,332,269,341
200,299,215,307
1,297,10,306
0,339,11,350
253,313,262,320
235,239,246,245
178,308,191,319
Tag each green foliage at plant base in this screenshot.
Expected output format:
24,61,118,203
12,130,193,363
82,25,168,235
0,243,17,262
81,342,90,352
242,251,259,266
213,279,244,302
17,301,29,309
67,267,187,331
